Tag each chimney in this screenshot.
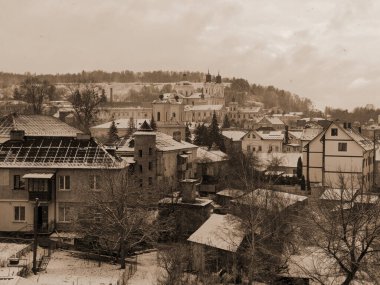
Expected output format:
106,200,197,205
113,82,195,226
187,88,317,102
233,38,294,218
110,87,113,103
180,179,198,203
173,131,181,142
10,130,24,141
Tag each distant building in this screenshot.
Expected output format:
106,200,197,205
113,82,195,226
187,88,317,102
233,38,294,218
184,104,226,123
96,106,152,122
242,130,284,153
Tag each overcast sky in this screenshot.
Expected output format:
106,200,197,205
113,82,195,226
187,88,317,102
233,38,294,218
0,0,379,110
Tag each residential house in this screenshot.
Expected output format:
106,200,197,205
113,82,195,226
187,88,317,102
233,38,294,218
302,122,375,190
257,116,285,131
241,130,284,154
221,130,247,154
0,114,125,234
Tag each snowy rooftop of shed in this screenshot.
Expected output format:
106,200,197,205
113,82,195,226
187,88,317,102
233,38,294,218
187,214,245,253
196,147,228,162
221,130,247,141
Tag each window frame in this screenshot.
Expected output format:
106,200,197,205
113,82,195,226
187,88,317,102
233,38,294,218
338,142,347,152
13,175,25,190
58,204,72,223
89,175,101,191
331,128,338,136
14,206,26,222
59,175,71,191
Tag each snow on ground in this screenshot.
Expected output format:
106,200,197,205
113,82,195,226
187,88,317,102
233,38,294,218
28,250,122,285
0,243,30,267
127,251,162,285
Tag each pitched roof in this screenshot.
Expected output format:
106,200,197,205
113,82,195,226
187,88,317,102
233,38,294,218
0,114,82,138
0,137,122,169
196,148,229,162
259,116,284,125
155,132,197,151
216,188,245,198
340,126,373,151
221,130,247,141
233,189,307,211
256,130,284,140
300,127,323,141
187,214,245,253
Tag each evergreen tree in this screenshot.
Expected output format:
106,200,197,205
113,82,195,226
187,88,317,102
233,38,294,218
108,119,119,144
150,115,157,131
208,112,224,150
222,114,231,129
296,157,303,179
185,124,192,143
193,124,208,146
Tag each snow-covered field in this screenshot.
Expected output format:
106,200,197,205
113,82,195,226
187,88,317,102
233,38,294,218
0,243,29,267
28,250,122,285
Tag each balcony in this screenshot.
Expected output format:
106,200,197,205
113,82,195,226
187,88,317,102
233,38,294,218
29,191,52,201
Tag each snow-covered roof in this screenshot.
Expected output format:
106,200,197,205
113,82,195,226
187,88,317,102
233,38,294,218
320,188,379,204
259,116,285,125
300,127,323,141
0,114,82,138
288,131,303,139
185,92,211,99
184,104,224,111
216,188,245,198
196,148,229,162
256,130,284,140
156,132,197,152
341,126,374,151
238,107,262,113
91,119,150,130
221,130,247,141
187,214,245,253
233,189,307,211
256,152,302,169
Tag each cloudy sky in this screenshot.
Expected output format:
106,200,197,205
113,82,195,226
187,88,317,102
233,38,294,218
0,0,379,110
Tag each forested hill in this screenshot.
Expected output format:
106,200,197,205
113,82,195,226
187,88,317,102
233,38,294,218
0,70,313,113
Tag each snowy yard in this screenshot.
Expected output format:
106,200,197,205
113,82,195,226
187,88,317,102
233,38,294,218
28,250,122,285
0,243,30,267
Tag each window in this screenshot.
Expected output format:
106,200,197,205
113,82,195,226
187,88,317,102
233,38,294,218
58,204,71,222
139,165,143,173
338,142,347,152
172,112,176,118
149,148,153,155
139,150,143,157
59,176,71,190
157,112,161,121
331,128,338,136
13,175,25,190
247,145,251,152
149,161,153,170
258,146,262,152
29,179,48,192
139,179,143,188
275,146,279,152
89,175,101,190
14,206,25,221
148,177,153,185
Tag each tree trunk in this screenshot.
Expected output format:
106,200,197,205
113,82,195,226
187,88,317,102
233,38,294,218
342,272,355,285
120,239,126,269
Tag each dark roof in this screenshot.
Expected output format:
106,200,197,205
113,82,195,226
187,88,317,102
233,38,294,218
0,114,82,138
138,120,153,131
0,137,122,169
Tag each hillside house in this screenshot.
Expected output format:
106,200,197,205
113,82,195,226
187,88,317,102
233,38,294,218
302,122,375,190
241,130,284,154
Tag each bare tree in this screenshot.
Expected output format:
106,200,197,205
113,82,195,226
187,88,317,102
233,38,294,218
76,169,166,269
68,84,105,133
299,175,380,284
18,76,55,114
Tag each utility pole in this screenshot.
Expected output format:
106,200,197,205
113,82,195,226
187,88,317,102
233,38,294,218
32,198,39,275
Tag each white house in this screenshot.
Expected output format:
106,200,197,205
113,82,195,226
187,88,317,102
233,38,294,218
242,130,284,153
302,122,375,190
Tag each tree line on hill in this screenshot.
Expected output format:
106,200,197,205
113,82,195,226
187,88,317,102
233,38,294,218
325,106,380,124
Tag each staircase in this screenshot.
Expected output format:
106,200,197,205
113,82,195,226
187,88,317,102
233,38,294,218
38,255,50,272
